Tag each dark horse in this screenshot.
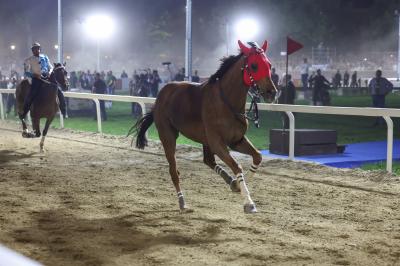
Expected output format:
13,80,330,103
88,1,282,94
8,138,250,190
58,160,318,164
16,63,69,152
130,41,277,213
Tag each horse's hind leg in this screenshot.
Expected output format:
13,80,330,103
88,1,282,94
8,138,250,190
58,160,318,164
229,136,262,179
40,117,53,153
203,145,239,192
157,123,188,210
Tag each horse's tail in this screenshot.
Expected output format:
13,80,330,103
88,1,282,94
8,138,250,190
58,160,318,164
127,111,154,149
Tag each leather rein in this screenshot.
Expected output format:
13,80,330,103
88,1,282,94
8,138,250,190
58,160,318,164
218,56,265,128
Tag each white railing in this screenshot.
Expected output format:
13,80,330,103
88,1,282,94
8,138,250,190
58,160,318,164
1,88,399,172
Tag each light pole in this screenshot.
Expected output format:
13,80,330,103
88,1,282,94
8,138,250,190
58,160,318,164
10,45,16,72
84,15,115,72
185,0,192,81
396,10,400,80
224,18,230,56
58,0,63,63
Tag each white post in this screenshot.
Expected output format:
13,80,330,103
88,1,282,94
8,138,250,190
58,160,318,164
384,116,393,173
0,93,4,120
57,0,63,63
285,111,295,160
59,112,64,128
93,99,102,133
185,0,192,81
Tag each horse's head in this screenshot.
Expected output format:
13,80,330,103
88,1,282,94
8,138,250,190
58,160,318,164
51,63,69,91
238,40,278,103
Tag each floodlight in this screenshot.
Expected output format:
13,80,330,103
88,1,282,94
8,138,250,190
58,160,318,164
235,18,259,40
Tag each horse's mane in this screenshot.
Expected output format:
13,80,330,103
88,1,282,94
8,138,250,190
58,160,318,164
209,53,243,84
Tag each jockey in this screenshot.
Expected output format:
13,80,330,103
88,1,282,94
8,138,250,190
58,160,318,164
20,42,67,120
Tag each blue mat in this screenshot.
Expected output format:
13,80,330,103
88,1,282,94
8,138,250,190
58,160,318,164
261,140,400,168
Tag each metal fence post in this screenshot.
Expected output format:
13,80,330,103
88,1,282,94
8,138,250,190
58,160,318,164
0,93,4,120
59,112,64,129
384,116,393,173
93,98,102,133
285,111,295,160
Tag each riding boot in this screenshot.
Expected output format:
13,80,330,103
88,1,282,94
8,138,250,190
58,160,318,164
57,88,67,118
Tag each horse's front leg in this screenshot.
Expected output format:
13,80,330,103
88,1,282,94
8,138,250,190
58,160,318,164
207,135,257,213
20,115,35,138
202,145,240,192
229,136,262,179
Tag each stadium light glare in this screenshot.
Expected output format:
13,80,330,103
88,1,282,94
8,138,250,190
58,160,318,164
84,14,115,40
235,18,259,41
10,45,15,50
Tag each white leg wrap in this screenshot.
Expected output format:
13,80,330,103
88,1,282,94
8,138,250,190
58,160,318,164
177,191,184,198
236,173,253,204
247,163,259,179
214,165,222,175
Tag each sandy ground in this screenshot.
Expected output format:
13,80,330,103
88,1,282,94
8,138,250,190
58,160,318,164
0,120,399,266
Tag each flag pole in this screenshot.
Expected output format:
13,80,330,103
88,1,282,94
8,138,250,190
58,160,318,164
285,38,289,105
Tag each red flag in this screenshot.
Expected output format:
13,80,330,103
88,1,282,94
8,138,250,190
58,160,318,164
287,37,303,55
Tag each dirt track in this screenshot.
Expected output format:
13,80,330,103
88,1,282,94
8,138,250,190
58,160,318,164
0,120,399,266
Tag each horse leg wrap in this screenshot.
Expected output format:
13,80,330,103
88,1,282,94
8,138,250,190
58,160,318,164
214,165,234,185
236,173,254,204
247,163,259,179
177,191,186,210
214,165,240,192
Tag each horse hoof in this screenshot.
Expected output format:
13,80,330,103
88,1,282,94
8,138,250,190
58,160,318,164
180,207,194,213
230,179,241,193
244,203,258,214
22,132,35,138
178,197,186,210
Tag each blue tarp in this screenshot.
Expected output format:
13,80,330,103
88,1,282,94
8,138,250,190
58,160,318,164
261,140,400,168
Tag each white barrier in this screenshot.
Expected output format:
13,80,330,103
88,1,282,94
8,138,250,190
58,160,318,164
1,88,399,172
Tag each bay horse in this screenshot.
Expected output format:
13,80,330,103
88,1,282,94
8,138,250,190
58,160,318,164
130,40,277,213
16,63,69,152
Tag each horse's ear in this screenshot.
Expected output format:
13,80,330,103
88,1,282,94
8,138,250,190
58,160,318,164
238,40,251,55
261,40,268,52
63,62,66,67
53,63,57,67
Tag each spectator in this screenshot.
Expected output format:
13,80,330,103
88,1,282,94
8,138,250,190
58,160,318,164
92,73,107,121
350,71,358,87
192,70,200,82
271,68,279,87
120,70,128,78
343,70,349,87
150,70,161,97
300,58,310,91
368,69,393,126
70,71,78,88
333,70,342,88
174,68,185,81
106,71,117,95
309,69,331,106
278,74,296,128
